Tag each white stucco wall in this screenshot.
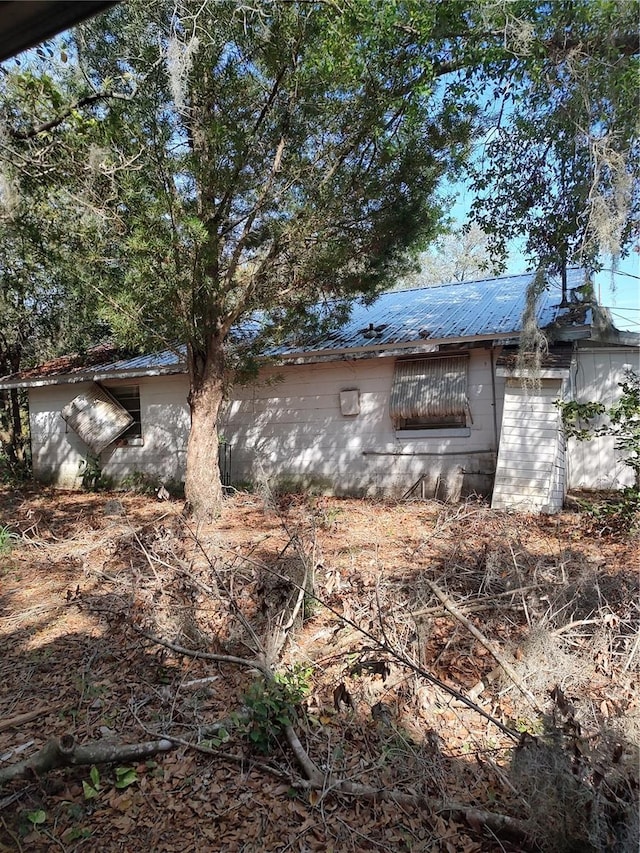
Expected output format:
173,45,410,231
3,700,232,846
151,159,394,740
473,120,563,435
29,375,190,489
567,347,640,490
222,347,501,498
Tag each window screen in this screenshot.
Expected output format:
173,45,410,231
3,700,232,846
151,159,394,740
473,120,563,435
61,385,133,455
390,354,468,430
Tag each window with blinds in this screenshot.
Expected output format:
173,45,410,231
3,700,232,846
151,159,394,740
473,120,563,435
390,354,469,430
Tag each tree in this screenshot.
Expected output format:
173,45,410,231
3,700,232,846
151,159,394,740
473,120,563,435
392,223,496,290
0,180,107,475
464,0,639,279
0,62,112,474
2,1,477,516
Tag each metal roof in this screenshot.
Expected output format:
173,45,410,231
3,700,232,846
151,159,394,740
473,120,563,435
269,269,588,356
0,345,186,388
0,270,596,388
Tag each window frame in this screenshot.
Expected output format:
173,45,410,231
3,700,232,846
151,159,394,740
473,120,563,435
103,384,143,446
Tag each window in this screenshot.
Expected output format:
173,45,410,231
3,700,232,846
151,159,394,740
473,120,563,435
106,385,142,442
390,354,469,431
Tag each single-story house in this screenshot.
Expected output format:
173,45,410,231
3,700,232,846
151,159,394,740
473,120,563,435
2,270,638,512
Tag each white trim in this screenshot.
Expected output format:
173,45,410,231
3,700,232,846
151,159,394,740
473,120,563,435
395,427,471,439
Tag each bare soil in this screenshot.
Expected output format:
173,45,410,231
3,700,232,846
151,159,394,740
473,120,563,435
0,486,638,852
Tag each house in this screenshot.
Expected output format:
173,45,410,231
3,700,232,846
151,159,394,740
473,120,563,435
1,270,638,512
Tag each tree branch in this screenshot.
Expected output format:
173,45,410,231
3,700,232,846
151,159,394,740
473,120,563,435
10,91,128,141
201,540,521,741
0,735,173,786
425,580,544,714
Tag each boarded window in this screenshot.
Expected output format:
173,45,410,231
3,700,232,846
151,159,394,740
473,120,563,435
106,385,142,441
61,385,133,455
390,354,468,430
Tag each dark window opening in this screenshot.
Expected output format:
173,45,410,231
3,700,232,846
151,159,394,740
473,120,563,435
107,385,142,441
397,414,467,430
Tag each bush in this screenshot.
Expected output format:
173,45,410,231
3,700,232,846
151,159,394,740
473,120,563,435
576,487,640,536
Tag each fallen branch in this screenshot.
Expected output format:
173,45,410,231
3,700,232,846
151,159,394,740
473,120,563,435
0,708,47,733
133,629,322,781
426,580,544,715
163,733,291,781
410,584,537,618
338,782,530,845
214,544,520,740
133,624,528,845
552,616,613,636
130,625,270,677
0,735,173,786
162,729,533,846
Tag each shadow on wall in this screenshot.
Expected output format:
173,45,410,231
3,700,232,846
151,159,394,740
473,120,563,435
222,399,496,500
33,400,190,490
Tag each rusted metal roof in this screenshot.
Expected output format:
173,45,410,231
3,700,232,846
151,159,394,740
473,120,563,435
0,345,186,388
0,270,593,388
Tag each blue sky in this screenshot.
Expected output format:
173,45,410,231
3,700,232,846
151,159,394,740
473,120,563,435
448,185,640,333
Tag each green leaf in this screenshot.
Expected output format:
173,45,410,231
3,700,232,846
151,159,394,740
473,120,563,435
82,781,99,800
89,765,100,788
114,768,138,788
26,810,46,826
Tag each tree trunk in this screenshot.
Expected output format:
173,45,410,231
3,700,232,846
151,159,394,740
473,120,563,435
0,389,21,474
184,335,225,520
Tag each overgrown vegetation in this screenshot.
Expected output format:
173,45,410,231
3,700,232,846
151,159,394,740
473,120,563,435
80,456,110,492
243,666,312,753
0,523,18,554
1,489,638,851
559,369,640,532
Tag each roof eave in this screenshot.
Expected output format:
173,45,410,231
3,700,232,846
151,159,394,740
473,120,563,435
0,364,187,390
272,331,525,362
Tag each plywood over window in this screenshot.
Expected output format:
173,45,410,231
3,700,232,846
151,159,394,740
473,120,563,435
390,354,468,430
61,384,133,455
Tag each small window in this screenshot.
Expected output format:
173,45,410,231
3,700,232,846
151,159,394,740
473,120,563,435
390,354,468,431
106,385,142,441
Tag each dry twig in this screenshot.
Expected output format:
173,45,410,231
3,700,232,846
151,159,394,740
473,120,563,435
426,580,544,714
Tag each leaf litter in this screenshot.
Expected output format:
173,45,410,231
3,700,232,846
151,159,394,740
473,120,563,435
0,485,638,851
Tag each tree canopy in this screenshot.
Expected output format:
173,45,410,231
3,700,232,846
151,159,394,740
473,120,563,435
464,0,639,273
0,0,637,511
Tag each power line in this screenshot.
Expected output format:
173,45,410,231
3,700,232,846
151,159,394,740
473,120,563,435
601,305,640,312
598,268,640,281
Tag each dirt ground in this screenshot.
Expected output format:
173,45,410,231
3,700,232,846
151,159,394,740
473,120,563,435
0,486,638,852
